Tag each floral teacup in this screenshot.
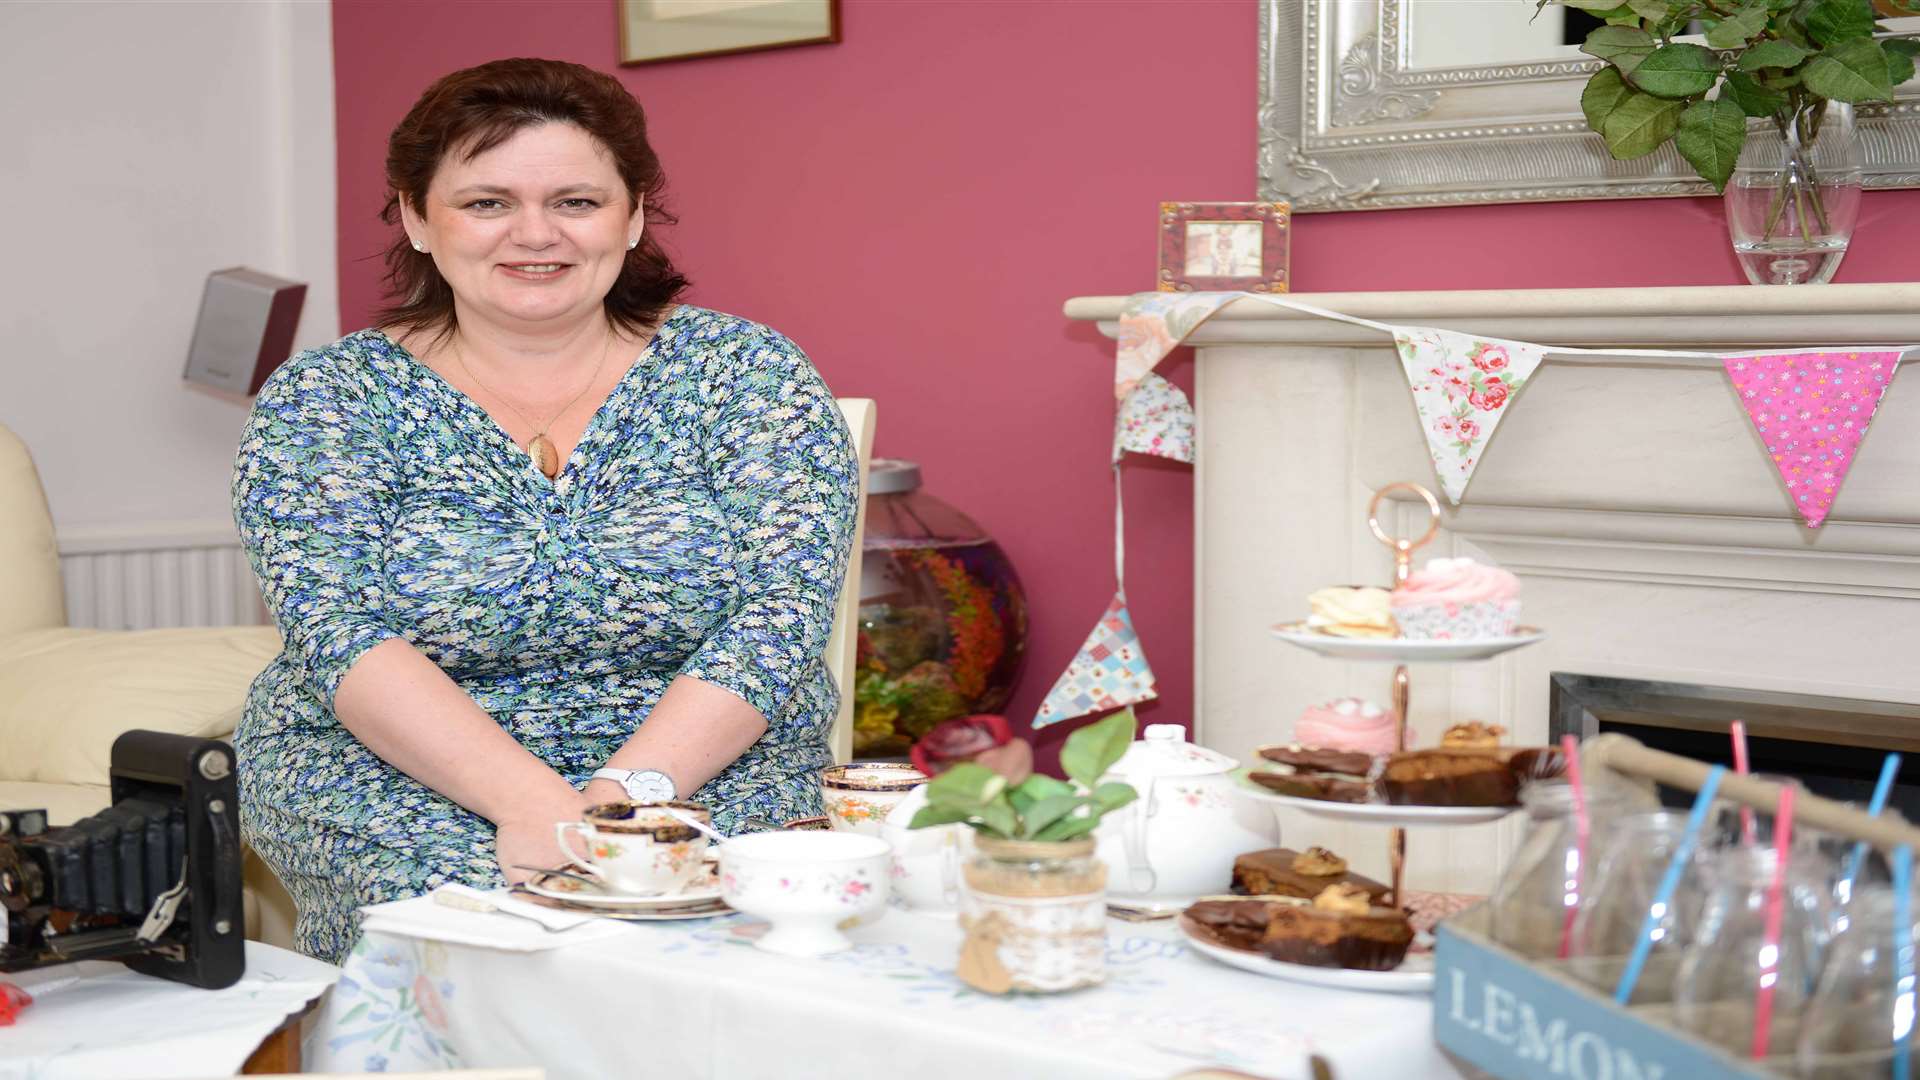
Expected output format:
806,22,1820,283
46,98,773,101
821,763,927,836
554,800,710,897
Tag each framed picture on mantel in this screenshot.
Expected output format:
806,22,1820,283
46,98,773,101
618,0,840,67
1157,201,1290,293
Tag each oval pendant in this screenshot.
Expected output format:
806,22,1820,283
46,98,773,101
528,434,561,479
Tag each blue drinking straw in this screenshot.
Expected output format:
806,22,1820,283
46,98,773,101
1894,845,1913,1080
1843,753,1903,902
1614,765,1725,1006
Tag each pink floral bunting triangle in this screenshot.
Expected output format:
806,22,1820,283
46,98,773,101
1722,349,1904,527
1394,327,1549,504
1033,591,1157,728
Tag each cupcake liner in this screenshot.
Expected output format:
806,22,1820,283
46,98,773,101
1392,598,1520,641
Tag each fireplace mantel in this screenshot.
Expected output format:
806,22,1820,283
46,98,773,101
1064,281,1920,352
1065,283,1920,894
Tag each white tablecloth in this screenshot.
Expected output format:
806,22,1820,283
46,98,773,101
308,892,1458,1080
0,941,340,1079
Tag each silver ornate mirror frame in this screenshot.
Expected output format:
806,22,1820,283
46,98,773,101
1259,0,1920,211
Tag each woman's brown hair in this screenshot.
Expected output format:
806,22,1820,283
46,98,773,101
374,57,688,341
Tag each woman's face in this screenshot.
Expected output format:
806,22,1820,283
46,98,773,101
403,122,642,335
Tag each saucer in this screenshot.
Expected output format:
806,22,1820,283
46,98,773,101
526,863,722,909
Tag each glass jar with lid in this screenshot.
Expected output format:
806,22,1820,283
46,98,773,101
853,459,1028,756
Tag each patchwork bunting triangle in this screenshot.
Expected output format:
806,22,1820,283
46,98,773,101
1722,349,1904,528
1033,591,1157,729
1392,327,1549,504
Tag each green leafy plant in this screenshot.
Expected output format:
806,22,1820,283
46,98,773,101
1544,0,1917,224
908,708,1139,842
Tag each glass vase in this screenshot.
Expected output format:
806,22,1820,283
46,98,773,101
1725,100,1863,286
957,836,1106,994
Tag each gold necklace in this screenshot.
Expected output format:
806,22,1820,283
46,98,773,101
452,328,613,480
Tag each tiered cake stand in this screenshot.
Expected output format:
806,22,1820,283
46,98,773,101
1241,482,1547,907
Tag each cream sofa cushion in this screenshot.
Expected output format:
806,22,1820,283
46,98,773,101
0,625,282,786
0,780,111,826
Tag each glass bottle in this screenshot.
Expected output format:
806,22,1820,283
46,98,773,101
1488,779,1647,959
1673,844,1838,1058
1797,885,1920,1080
1565,810,1704,1004
854,460,1029,756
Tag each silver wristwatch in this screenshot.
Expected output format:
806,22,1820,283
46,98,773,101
592,767,676,803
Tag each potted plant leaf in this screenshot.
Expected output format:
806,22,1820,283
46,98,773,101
1545,0,1919,282
907,708,1139,993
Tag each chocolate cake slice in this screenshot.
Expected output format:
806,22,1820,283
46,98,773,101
1232,847,1389,905
1258,743,1377,777
1247,770,1372,803
1261,894,1414,972
1182,899,1275,952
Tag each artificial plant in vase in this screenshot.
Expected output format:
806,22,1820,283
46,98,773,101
907,709,1139,994
1548,0,1918,281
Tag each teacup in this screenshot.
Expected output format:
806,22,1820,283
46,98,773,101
719,830,892,956
554,800,711,896
821,763,928,836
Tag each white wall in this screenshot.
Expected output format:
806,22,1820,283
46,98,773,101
0,0,338,551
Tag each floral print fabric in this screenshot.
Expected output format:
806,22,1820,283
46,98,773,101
1393,328,1547,504
231,305,858,963
1722,350,1904,527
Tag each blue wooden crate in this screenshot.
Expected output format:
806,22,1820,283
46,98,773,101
1433,906,1775,1080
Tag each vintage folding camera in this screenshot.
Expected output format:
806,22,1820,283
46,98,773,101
1,731,245,989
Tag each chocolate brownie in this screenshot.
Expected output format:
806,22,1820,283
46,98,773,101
1379,749,1519,806
1232,847,1390,905
1261,898,1414,971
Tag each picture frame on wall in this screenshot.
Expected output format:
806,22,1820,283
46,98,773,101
1157,202,1290,293
618,0,840,67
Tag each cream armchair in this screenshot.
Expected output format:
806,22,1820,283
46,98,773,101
0,399,872,950
0,423,294,943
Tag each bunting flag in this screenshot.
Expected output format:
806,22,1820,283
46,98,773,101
1722,349,1904,528
1115,291,1240,401
1114,372,1195,464
1033,590,1158,727
1393,327,1550,505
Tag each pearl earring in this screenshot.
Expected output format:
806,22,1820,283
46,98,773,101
628,238,639,250
412,240,427,253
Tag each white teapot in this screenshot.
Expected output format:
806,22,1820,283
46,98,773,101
1095,724,1279,903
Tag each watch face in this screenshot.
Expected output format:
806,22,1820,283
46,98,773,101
627,771,675,802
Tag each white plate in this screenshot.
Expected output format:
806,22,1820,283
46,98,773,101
1178,916,1434,993
1269,622,1546,663
1234,771,1516,826
525,866,723,909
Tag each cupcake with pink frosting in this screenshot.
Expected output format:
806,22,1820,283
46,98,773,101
1294,698,1400,756
1389,557,1521,640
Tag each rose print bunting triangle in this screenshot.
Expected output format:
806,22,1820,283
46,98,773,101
1393,327,1549,504
1033,591,1158,729
1721,349,1905,528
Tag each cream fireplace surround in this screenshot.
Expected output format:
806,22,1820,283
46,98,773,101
1065,283,1920,895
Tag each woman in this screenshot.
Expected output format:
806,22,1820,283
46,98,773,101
232,58,857,963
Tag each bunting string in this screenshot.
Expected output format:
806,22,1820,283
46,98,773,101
1034,290,1910,728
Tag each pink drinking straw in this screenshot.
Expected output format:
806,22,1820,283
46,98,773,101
1731,720,1756,845
1558,734,1589,961
1751,784,1796,1061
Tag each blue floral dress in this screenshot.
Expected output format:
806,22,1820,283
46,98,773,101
231,305,857,963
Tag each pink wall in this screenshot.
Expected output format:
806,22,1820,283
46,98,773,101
331,0,1920,752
